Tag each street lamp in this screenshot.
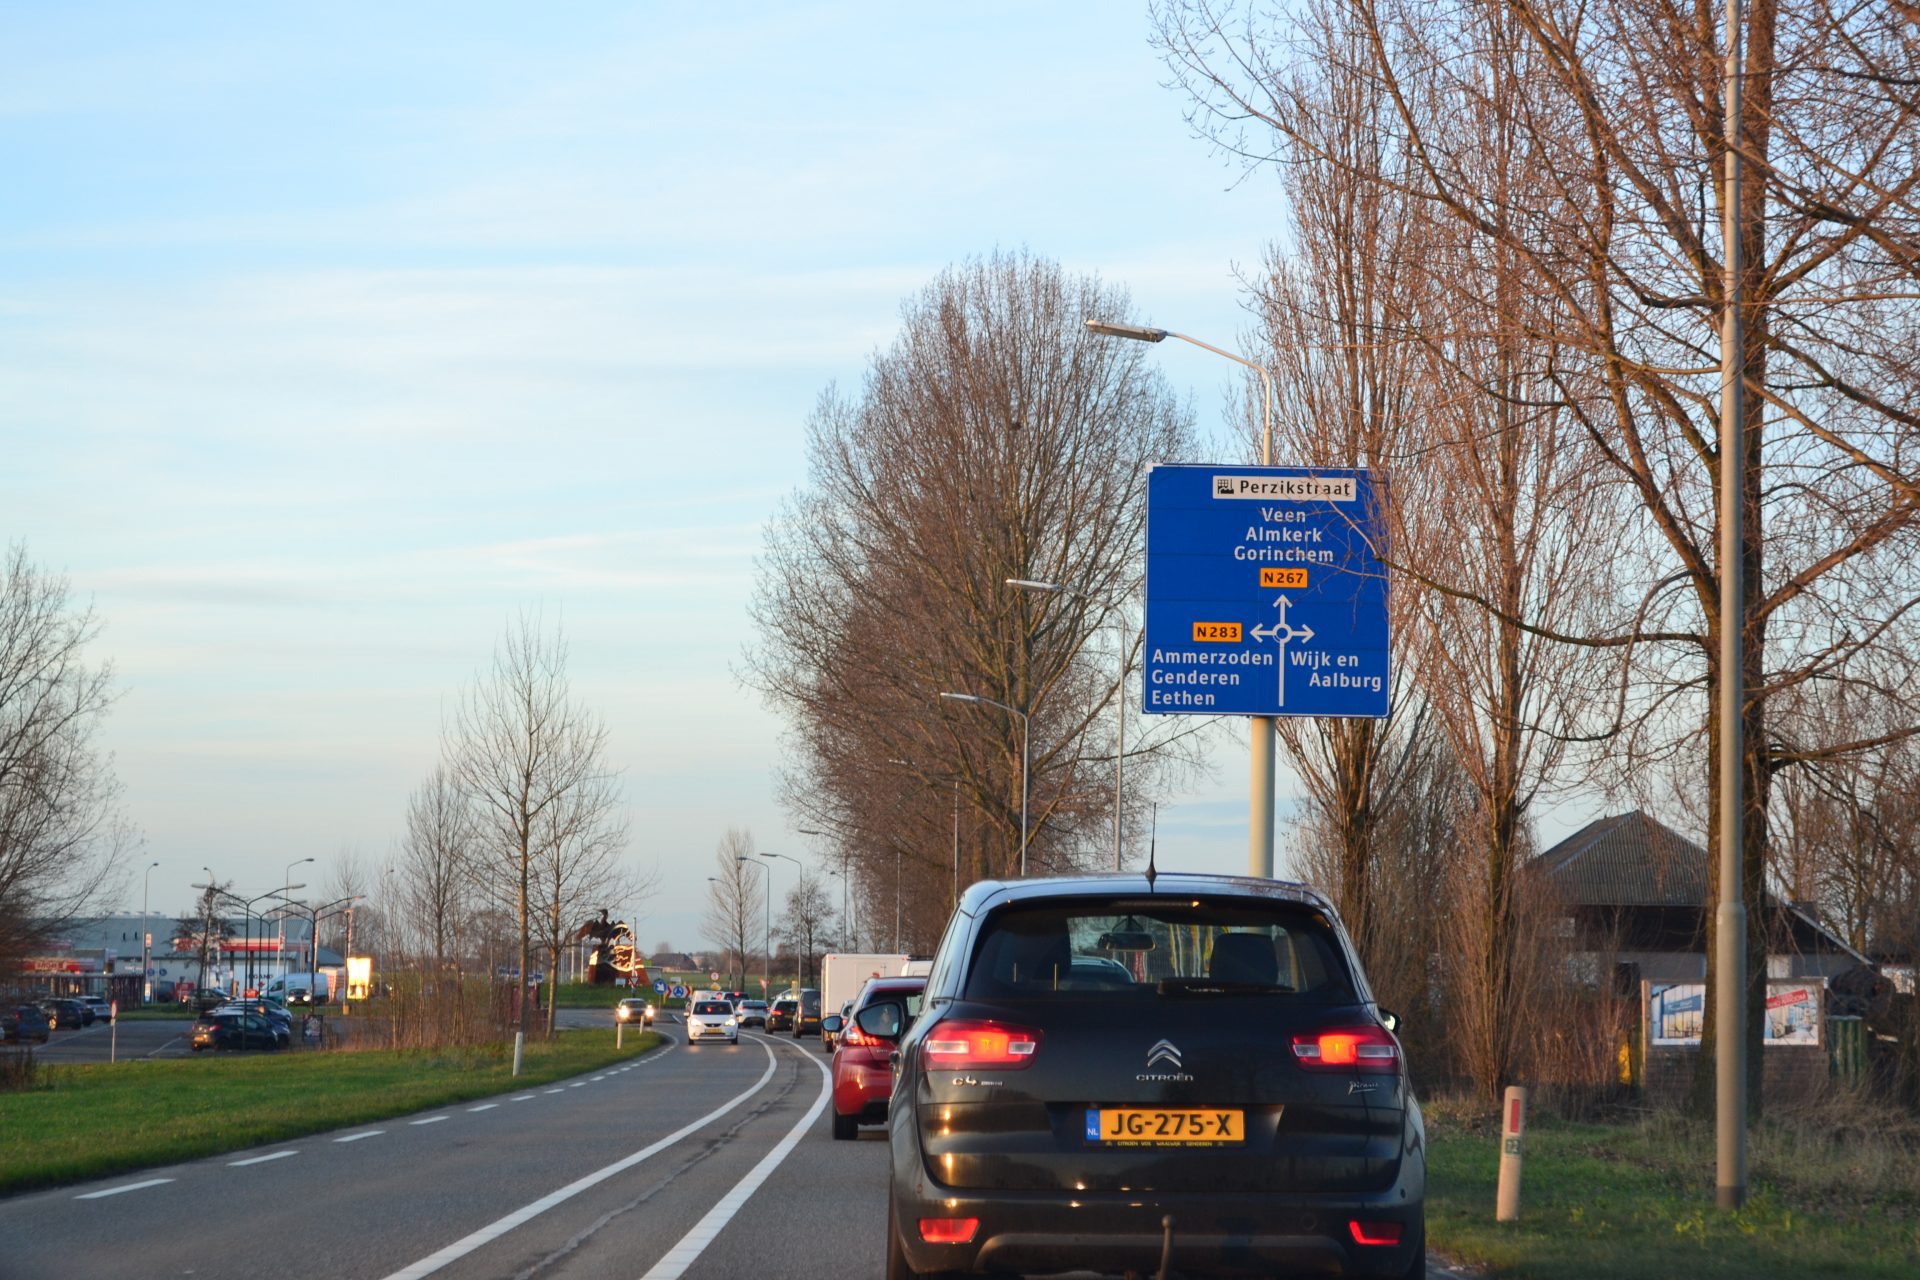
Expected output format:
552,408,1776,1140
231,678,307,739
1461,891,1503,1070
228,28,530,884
890,757,963,912
1086,316,1279,879
735,856,771,997
939,691,1030,876
140,860,160,1004
280,857,315,983
800,827,852,949
1008,577,1136,871
760,851,804,986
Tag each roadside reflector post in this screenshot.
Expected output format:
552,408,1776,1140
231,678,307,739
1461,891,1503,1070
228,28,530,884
617,1019,624,1050
1496,1085,1527,1222
110,1000,118,1064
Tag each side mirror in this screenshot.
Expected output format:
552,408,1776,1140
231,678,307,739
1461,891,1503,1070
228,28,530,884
821,1014,844,1035
1379,1009,1400,1034
855,1001,906,1041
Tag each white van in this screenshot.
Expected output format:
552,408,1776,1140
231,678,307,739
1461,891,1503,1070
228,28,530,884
264,973,330,1005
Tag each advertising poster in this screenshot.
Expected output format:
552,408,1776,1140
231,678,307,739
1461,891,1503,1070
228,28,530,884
1763,984,1820,1045
1650,983,1704,1045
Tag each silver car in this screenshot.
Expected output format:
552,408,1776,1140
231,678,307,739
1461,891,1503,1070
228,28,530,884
685,999,739,1044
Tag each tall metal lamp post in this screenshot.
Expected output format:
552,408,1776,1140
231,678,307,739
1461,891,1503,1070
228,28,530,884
140,860,160,1004
1007,577,1135,871
1085,317,1278,879
800,827,852,948
734,856,771,995
280,857,314,982
939,691,1031,876
760,851,804,985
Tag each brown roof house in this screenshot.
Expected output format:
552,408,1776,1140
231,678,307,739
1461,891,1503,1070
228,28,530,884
1534,810,1870,1103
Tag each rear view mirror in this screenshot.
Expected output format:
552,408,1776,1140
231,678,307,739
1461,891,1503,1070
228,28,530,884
1098,930,1157,954
821,1014,844,1035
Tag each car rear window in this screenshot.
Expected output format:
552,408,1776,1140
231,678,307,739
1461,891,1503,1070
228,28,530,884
961,898,1358,1003
692,1001,732,1015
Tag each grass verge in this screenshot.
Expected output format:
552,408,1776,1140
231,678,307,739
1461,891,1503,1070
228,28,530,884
0,1028,661,1196
1424,1096,1920,1278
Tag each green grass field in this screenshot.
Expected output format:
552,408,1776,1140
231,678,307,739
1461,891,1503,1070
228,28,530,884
1424,1098,1920,1278
0,1028,660,1195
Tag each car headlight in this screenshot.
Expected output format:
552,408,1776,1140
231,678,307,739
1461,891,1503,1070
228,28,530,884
645,1005,655,1016
616,1007,630,1020
726,1017,737,1026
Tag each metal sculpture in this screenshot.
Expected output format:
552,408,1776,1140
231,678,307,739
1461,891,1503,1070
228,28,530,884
573,909,648,988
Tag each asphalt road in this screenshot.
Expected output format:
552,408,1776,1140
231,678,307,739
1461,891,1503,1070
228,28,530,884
3,1017,1468,1280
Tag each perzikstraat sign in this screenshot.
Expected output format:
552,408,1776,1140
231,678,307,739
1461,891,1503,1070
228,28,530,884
1143,464,1389,718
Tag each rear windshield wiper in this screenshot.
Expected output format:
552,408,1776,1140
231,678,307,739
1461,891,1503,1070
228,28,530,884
1157,978,1296,996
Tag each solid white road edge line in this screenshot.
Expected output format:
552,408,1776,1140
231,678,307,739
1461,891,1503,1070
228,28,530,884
636,1037,832,1280
75,1177,174,1199
377,1040,781,1280
229,1150,298,1166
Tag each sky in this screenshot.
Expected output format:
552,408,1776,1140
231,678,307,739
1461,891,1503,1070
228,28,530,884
3,4,1598,954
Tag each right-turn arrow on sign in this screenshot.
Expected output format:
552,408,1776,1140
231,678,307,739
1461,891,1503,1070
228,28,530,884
1143,465,1389,719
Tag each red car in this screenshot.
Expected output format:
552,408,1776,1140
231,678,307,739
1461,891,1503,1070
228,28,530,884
829,976,925,1140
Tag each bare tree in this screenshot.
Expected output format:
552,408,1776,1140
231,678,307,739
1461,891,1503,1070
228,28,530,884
701,829,762,988
397,764,474,979
447,615,617,1055
775,871,837,986
747,253,1204,943
531,770,633,1036
0,545,132,974
174,881,232,993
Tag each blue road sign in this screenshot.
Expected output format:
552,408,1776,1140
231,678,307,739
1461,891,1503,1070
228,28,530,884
670,984,688,1000
653,978,668,994
1144,464,1388,718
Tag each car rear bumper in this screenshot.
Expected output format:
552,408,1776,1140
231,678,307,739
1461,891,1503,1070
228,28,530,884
891,1177,1421,1277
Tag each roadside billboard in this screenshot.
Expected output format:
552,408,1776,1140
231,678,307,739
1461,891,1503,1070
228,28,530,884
1648,981,1822,1046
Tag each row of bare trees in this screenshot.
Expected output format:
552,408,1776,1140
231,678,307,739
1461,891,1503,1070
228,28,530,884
746,251,1210,952
333,615,646,1049
1154,0,1920,1106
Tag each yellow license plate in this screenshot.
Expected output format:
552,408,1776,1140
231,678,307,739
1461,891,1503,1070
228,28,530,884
1086,1108,1244,1144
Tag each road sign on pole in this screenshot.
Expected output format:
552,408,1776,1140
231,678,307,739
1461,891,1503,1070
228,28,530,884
1144,464,1388,718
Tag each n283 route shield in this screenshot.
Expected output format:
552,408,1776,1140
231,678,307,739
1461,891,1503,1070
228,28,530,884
1144,464,1389,718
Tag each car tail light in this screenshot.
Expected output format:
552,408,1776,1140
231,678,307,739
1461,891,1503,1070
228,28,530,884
923,1020,1041,1069
918,1217,979,1244
1348,1220,1402,1246
841,1022,873,1048
1291,1025,1399,1073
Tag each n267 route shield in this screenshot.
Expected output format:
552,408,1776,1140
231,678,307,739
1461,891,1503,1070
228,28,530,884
1143,464,1389,718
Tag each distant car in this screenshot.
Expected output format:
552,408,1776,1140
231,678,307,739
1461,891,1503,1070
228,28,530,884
685,999,739,1045
793,988,822,1038
736,999,769,1028
79,996,114,1024
767,996,798,1032
830,976,925,1140
41,998,91,1030
615,998,656,1027
191,1012,285,1052
3,1004,51,1043
221,1000,293,1037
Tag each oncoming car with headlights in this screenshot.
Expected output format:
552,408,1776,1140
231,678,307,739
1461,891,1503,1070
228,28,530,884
881,873,1425,1280
615,997,655,1027
684,999,739,1044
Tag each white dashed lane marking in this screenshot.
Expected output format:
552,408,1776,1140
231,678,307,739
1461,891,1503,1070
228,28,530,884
512,1094,536,1101
336,1130,385,1142
229,1151,298,1167
75,1178,174,1199
410,1116,448,1126
468,1104,499,1112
